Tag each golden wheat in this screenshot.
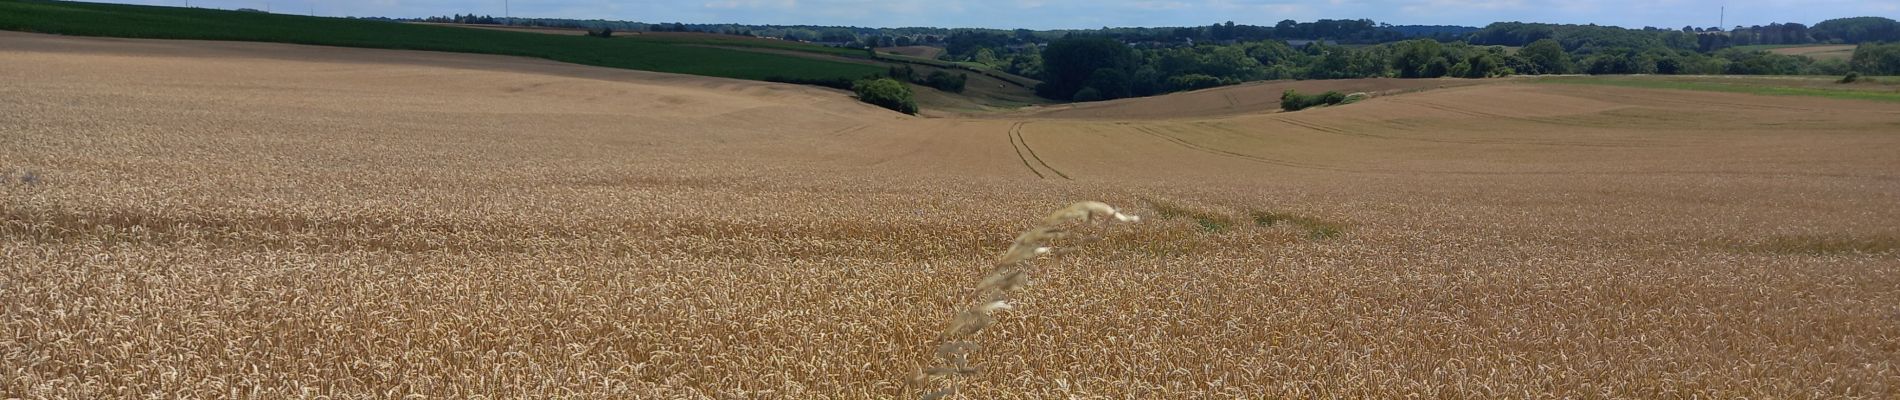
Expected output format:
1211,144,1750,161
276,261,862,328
4,32,1898,399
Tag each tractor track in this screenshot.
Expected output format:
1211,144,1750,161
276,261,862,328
1009,121,1070,180
1018,121,1079,179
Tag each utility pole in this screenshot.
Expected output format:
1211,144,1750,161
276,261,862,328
1720,5,1725,31
505,0,511,25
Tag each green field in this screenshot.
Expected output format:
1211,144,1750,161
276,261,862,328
0,0,882,83
1532,75,1900,103
614,32,868,57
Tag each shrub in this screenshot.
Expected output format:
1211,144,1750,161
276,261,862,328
1280,89,1351,111
1164,74,1224,92
888,65,916,81
1318,91,1346,105
1840,72,1861,83
852,78,918,114
1071,87,1104,102
586,27,613,38
922,71,967,93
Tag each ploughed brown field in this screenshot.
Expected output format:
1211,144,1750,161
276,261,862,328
4,31,1898,398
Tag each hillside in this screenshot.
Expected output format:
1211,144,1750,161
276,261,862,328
1763,44,1858,62
7,30,1900,398
0,0,882,83
1011,78,1476,119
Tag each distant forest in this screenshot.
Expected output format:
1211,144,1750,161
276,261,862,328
397,14,1900,101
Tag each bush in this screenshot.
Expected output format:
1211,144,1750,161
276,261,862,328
1318,91,1347,105
1850,42,1900,75
1840,72,1861,83
1071,87,1104,102
922,71,967,93
1281,89,1350,111
587,27,614,38
888,65,916,81
1164,74,1224,92
852,78,918,114
1807,59,1852,76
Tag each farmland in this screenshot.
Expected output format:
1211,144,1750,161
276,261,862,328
1534,75,1900,103
1735,44,1860,62
4,30,1900,400
0,0,883,82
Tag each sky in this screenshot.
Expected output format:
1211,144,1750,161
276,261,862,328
100,0,1900,30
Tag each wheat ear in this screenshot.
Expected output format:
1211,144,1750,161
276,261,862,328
909,201,1139,398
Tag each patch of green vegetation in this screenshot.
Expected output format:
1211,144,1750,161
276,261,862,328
1249,211,1347,240
1280,89,1351,111
1534,76,1900,103
1727,235,1900,256
619,33,865,57
851,78,917,114
0,0,881,83
1145,199,1236,233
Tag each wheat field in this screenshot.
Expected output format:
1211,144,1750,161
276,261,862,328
4,31,1899,398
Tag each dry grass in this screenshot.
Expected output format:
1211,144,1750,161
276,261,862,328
4,32,1900,398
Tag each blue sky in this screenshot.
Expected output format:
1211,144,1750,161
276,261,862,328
101,0,1900,30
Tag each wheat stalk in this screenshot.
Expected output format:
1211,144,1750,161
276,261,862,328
909,201,1139,399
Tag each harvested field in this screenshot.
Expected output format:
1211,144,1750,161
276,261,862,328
4,31,1899,399
1766,44,1858,62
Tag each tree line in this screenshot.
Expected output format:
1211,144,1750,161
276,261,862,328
395,13,1900,100
1033,25,1900,102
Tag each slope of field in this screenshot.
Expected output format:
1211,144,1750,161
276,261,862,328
878,45,947,59
1537,75,1900,103
5,32,1900,399
1011,78,1478,119
0,0,882,82
1751,44,1858,62
411,22,592,35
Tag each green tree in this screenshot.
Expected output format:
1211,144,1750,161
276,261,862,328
1038,37,1137,100
1812,17,1900,44
973,47,1001,67
1520,39,1570,74
1850,42,1900,75
1007,51,1043,78
1390,39,1445,78
1420,57,1451,78
1082,68,1133,100
1461,52,1504,77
